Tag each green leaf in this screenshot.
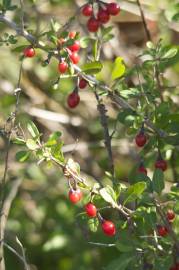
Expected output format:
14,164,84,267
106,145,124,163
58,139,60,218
152,169,164,194
13,137,25,145
104,253,134,270
174,201,179,214
115,231,135,252
27,121,40,138
80,37,93,48
111,57,125,81
124,182,146,205
16,151,30,162
46,131,62,146
162,48,178,59
88,218,99,232
99,185,117,207
81,61,103,74
26,139,38,150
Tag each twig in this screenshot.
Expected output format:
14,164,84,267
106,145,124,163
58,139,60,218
16,237,29,270
136,0,151,41
0,178,23,270
88,241,115,247
94,90,115,181
3,241,29,269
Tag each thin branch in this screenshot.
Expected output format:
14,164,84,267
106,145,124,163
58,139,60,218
3,241,29,269
136,0,151,41
94,90,115,181
88,241,115,247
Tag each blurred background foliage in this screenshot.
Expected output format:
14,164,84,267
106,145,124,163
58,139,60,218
0,0,179,269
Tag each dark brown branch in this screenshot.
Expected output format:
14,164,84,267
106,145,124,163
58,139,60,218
94,90,115,181
136,0,152,41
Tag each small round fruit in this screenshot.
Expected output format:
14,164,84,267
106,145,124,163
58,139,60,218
82,4,93,17
67,92,80,108
76,188,83,200
97,9,110,24
87,17,100,32
107,2,120,16
69,31,76,39
70,52,80,64
157,225,168,237
135,132,147,147
167,209,175,221
23,47,35,57
58,61,68,73
79,78,88,89
102,220,116,236
68,189,82,204
155,159,167,172
138,165,147,175
85,203,97,217
68,40,80,52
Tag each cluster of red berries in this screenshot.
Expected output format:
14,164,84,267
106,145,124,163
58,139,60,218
67,77,89,109
58,31,81,73
68,190,116,236
81,2,120,32
135,128,167,175
23,31,81,75
157,209,176,237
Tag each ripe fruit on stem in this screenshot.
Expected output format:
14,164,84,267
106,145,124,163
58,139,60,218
23,47,35,57
167,209,175,221
68,189,82,204
97,9,110,24
68,40,80,52
87,17,100,32
107,2,120,16
155,159,167,171
79,78,88,89
135,131,147,147
82,4,93,17
157,225,168,237
85,202,97,217
70,52,80,64
101,220,116,236
67,91,80,108
69,31,76,39
58,61,68,73
138,165,147,175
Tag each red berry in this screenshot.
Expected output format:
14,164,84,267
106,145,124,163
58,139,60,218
67,92,80,108
76,188,83,200
138,165,147,175
155,159,167,172
58,61,68,73
79,78,88,89
167,209,175,221
68,40,80,52
157,225,168,237
85,203,97,217
135,132,147,147
87,17,100,32
69,31,76,39
102,220,116,236
68,189,82,204
82,4,93,17
23,47,35,58
107,2,120,16
70,52,80,64
97,9,110,24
